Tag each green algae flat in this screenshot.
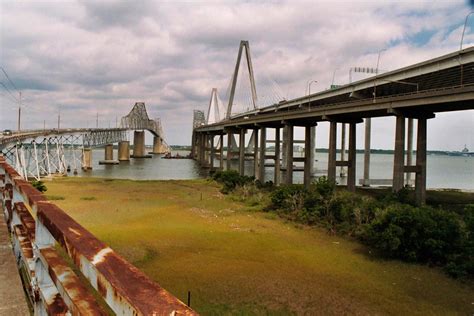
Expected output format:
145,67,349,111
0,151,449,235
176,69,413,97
46,177,474,315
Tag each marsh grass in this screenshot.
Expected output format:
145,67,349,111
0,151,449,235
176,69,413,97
46,177,474,315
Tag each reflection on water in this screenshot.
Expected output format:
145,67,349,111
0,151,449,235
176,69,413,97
70,149,473,190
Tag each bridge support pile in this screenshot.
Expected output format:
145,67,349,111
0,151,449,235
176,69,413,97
131,130,152,158
0,157,197,315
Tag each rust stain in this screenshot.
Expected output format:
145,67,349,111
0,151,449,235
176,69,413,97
36,201,197,315
13,225,33,260
45,293,69,316
14,202,36,241
40,247,108,315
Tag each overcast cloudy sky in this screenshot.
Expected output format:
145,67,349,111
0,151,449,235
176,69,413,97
1,0,473,149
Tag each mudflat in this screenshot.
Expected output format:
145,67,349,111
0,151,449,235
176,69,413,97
46,177,474,315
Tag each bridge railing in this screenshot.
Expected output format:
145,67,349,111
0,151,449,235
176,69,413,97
0,157,197,315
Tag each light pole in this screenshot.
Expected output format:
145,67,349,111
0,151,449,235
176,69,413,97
373,49,386,102
308,80,317,110
460,11,474,50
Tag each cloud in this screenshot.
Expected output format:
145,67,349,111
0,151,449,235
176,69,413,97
0,0,473,150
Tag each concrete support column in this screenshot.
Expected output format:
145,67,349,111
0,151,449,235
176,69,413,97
340,123,346,177
258,127,266,182
82,148,92,170
274,127,281,185
363,118,371,186
132,130,146,158
239,129,245,176
199,133,206,165
285,124,294,184
226,132,232,171
304,125,314,188
210,135,215,170
347,123,357,192
253,129,259,178
118,141,130,161
393,115,406,192
219,134,224,170
282,126,288,167
406,118,414,186
152,136,163,154
105,144,114,160
310,126,316,175
328,121,337,183
415,118,427,205
203,134,210,166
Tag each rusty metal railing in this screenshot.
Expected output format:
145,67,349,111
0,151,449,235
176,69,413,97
0,156,197,315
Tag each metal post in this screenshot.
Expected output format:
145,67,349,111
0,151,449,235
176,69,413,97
328,121,337,183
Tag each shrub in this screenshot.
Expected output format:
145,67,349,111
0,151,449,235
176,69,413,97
361,204,465,265
212,170,254,194
270,184,306,213
31,180,47,193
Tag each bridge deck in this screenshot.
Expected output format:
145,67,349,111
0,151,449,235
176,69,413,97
0,209,30,315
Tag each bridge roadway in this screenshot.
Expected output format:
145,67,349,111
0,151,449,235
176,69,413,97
193,47,474,206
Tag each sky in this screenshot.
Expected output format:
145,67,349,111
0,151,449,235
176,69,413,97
0,0,473,150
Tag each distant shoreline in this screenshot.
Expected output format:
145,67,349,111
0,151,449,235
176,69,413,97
169,145,474,157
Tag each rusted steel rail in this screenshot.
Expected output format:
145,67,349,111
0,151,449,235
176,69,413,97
0,156,197,315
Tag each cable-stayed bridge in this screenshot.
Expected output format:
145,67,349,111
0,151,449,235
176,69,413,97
193,41,474,206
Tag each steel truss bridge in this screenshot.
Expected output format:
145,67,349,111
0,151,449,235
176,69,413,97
0,102,168,180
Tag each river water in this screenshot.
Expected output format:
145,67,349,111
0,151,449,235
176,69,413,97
69,149,474,190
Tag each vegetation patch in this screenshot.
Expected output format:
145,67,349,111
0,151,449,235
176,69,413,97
45,176,474,315
80,196,97,201
46,195,65,201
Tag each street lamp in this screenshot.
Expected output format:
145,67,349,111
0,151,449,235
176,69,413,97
373,49,386,102
308,80,318,110
460,11,474,50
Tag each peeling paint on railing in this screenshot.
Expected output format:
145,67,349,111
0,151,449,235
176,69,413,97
0,156,198,315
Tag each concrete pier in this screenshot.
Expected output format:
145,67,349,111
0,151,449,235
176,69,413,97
392,115,405,192
131,130,152,158
118,141,130,161
258,127,266,181
219,134,224,170
347,123,356,192
253,128,259,178
362,118,371,186
82,147,93,170
239,129,245,175
415,118,427,205
210,135,215,170
284,123,294,184
340,123,346,177
328,121,337,183
406,118,414,186
274,127,281,185
151,136,165,154
226,132,233,170
304,125,313,187
99,143,119,165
